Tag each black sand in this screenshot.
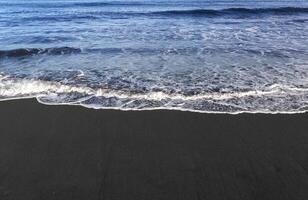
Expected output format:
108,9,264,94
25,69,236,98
0,99,308,200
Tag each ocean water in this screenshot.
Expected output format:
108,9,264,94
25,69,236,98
1,0,308,113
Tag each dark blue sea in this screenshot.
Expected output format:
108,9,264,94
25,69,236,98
1,0,308,113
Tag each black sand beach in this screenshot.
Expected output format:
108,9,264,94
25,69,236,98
0,98,308,200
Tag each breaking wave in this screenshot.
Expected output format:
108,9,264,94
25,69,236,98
1,75,308,113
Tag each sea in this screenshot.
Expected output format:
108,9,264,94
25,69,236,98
1,0,308,113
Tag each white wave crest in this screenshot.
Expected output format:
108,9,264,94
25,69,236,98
1,75,308,102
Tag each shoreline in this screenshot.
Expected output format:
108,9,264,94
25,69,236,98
1,97,308,115
1,98,308,200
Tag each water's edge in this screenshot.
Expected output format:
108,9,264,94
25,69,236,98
1,96,307,115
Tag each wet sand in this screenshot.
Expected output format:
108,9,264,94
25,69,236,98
0,98,308,200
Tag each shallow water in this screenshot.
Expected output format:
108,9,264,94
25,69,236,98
1,0,308,113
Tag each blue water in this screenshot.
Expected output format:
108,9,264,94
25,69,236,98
1,0,308,113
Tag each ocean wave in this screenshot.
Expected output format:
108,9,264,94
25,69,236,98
0,1,154,8
1,75,308,113
0,47,81,58
1,75,308,101
3,3,308,18
73,2,151,7
6,3,307,16
0,46,300,59
151,7,308,17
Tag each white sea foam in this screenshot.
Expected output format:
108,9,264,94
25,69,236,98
1,75,308,113
0,76,93,97
0,76,301,101
0,76,307,100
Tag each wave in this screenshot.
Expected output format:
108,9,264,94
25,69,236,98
3,3,308,18
0,47,146,58
0,47,81,58
1,46,299,59
1,1,158,8
73,2,152,7
0,75,283,101
151,7,308,17
1,75,308,113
